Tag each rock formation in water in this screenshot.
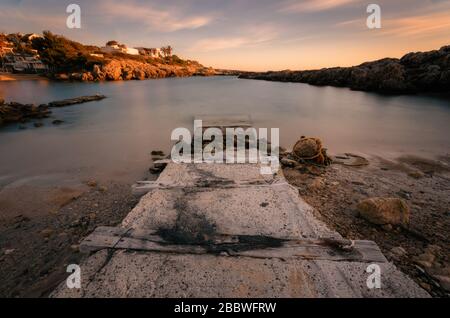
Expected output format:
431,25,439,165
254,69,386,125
0,95,106,126
239,45,450,94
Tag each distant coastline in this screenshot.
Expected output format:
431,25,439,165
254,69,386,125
239,45,450,94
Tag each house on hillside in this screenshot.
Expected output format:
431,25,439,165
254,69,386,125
2,54,47,73
89,53,104,58
135,47,164,58
101,42,139,55
22,33,42,42
0,40,14,56
125,47,139,55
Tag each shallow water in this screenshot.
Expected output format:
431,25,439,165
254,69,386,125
0,76,449,184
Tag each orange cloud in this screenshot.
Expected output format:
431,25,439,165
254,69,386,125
381,11,450,37
101,1,213,32
279,0,359,13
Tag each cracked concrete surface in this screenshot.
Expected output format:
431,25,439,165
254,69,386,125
51,163,429,298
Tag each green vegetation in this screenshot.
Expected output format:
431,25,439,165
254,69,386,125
31,31,101,73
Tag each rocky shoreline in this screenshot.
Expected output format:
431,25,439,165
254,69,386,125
239,45,450,94
0,95,106,126
53,59,217,82
282,153,450,297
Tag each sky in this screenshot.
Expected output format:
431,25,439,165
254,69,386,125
0,0,449,71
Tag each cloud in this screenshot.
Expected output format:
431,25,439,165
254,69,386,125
0,7,64,30
279,0,359,13
380,11,450,37
189,26,278,52
336,10,450,38
101,1,213,32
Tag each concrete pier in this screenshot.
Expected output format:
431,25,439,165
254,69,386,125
52,161,428,297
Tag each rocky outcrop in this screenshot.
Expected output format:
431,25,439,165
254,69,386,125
56,58,217,82
47,95,106,107
239,45,450,93
0,103,51,125
0,95,106,127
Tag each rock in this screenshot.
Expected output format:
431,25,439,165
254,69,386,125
408,170,425,179
34,122,44,128
103,61,123,80
4,249,15,255
70,244,80,252
52,119,64,125
357,197,410,226
48,95,106,107
92,65,105,81
293,137,321,159
86,180,97,187
70,73,83,81
391,246,407,257
133,69,146,80
41,228,54,238
81,72,94,82
419,282,432,292
98,186,108,192
433,275,450,292
122,67,134,80
309,178,325,192
414,249,437,269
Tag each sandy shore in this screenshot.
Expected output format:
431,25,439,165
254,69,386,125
0,73,47,81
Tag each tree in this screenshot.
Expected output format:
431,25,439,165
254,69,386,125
166,45,173,57
106,40,118,46
31,31,90,73
160,45,173,58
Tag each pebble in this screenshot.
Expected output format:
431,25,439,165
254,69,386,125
432,275,450,292
419,282,432,292
98,186,108,192
86,180,97,187
391,246,407,257
309,178,325,191
4,249,15,255
41,228,54,238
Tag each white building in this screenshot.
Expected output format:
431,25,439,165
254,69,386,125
101,43,139,56
135,47,162,58
3,54,47,73
125,47,139,55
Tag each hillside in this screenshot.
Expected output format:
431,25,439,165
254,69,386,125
1,31,216,81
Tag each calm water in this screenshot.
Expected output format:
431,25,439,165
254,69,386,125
0,76,449,185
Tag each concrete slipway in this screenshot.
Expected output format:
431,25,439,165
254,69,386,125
52,161,428,298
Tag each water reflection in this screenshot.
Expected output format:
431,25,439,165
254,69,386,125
0,76,449,184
